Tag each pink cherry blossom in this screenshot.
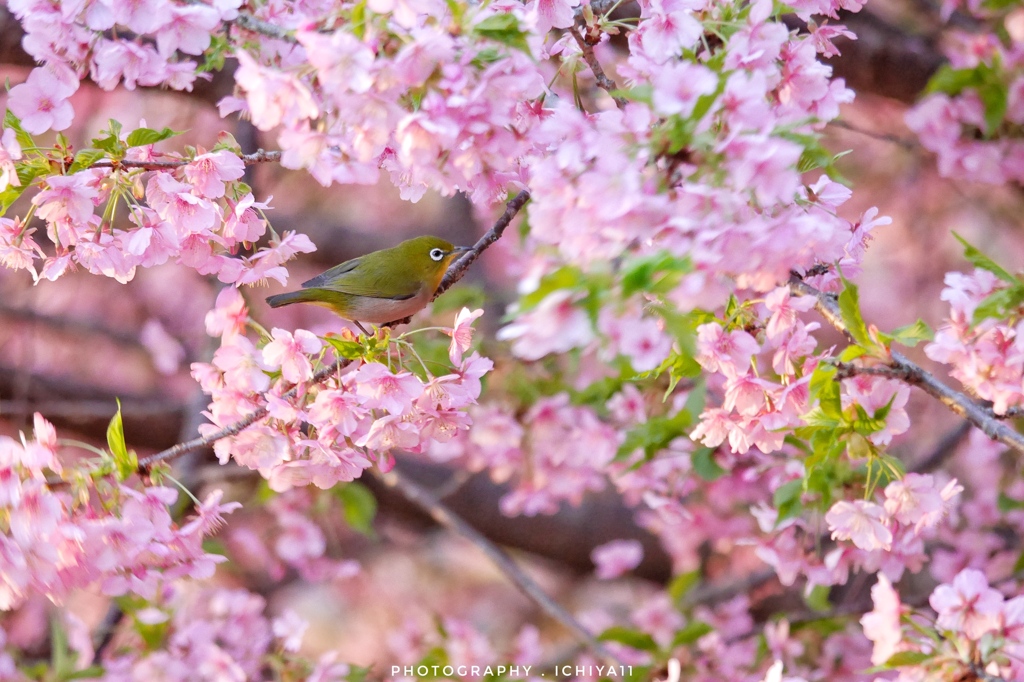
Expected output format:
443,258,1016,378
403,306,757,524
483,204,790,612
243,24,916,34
860,573,902,665
262,328,323,384
929,568,1003,638
7,67,78,134
826,500,893,551
447,308,484,365
185,150,246,200
591,539,644,579
352,363,424,414
527,0,580,34
498,290,595,361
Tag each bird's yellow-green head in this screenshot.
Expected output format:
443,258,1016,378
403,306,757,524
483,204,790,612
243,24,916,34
391,235,471,289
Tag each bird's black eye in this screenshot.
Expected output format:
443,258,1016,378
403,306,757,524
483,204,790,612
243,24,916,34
429,248,445,261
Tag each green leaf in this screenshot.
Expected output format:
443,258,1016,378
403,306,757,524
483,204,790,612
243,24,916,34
335,482,377,537
889,319,933,347
68,148,107,174
691,447,725,480
106,399,137,480
125,126,183,148
668,569,701,603
473,14,530,54
323,335,371,360
516,266,584,313
925,64,985,96
881,650,934,668
597,626,659,652
0,158,49,214
4,110,35,150
621,252,691,297
972,284,1024,324
998,493,1024,512
617,410,691,460
837,274,871,347
1013,548,1024,574
804,584,831,612
979,81,1008,136
953,232,1017,283
671,621,713,646
771,479,804,525
92,120,126,157
808,364,842,420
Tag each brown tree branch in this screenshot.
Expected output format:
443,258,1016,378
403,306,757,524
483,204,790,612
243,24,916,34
790,276,1024,455
90,149,282,171
568,27,628,110
374,466,624,666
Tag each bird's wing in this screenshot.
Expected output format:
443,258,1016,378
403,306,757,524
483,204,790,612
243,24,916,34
302,258,361,288
301,256,421,300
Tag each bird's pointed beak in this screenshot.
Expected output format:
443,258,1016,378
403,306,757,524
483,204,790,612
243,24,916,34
452,245,473,255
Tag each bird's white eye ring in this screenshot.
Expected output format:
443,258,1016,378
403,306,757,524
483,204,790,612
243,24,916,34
429,248,445,261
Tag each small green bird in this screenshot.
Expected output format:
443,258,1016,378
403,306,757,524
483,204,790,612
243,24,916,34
266,235,472,333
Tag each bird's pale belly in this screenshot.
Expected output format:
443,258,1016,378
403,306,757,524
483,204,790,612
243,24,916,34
334,290,432,324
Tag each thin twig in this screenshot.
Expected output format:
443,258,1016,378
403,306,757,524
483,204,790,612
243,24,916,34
232,12,296,42
374,467,624,666
790,276,1024,455
91,603,124,665
912,421,972,473
827,120,917,150
433,189,531,298
137,360,347,470
90,149,282,171
679,569,776,610
568,27,627,110
138,190,531,470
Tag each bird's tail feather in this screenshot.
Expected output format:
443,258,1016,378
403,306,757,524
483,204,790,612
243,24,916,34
265,290,319,308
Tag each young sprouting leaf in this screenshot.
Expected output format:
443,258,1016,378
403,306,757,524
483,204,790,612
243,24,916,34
925,64,984,96
106,399,137,480
953,231,1017,283
335,482,378,537
880,650,934,668
125,126,183,148
597,626,659,652
667,569,701,603
68,148,106,174
888,319,933,347
670,621,713,646
837,274,871,348
691,447,725,480
473,14,530,54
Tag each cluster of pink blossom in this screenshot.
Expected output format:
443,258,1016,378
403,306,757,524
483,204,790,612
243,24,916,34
860,567,1024,680
428,393,621,516
226,489,360,584
755,472,961,593
222,2,547,203
99,586,350,682
0,131,317,284
6,0,241,135
194,288,492,490
690,288,819,455
905,7,1024,184
925,268,1024,415
0,414,237,611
